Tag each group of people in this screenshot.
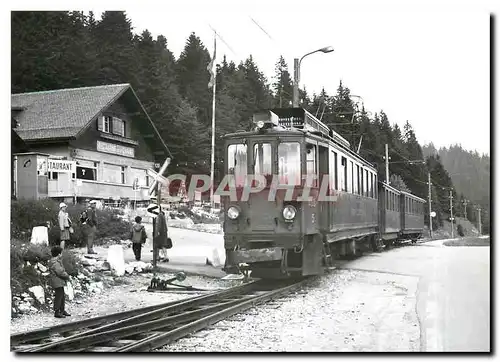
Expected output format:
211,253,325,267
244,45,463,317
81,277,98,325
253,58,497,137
58,199,97,253
52,200,172,318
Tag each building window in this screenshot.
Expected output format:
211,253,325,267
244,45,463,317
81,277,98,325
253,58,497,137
103,163,125,184
48,172,58,180
112,118,125,137
131,168,149,188
98,116,111,133
76,160,98,181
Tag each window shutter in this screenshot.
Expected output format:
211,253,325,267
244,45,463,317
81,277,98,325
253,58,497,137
98,116,104,131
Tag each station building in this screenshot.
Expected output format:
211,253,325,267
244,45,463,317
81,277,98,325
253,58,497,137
11,83,171,206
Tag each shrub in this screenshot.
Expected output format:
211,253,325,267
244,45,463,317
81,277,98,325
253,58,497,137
11,200,132,247
457,224,465,237
10,239,81,297
11,240,51,295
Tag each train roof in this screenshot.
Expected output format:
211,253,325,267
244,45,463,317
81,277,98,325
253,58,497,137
223,107,376,171
399,190,426,203
381,182,401,194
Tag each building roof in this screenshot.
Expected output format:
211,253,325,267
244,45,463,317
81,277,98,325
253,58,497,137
11,83,171,158
11,84,130,141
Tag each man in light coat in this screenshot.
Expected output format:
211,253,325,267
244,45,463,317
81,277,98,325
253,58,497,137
58,202,71,249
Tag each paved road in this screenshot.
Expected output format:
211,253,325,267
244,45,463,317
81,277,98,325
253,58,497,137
334,237,490,352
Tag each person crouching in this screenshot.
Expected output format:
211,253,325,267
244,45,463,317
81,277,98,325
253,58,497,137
48,246,71,318
131,216,147,261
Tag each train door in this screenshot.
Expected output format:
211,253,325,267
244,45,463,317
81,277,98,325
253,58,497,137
318,143,329,231
304,141,319,234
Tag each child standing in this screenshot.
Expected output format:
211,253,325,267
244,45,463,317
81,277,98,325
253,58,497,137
48,246,71,318
131,216,147,261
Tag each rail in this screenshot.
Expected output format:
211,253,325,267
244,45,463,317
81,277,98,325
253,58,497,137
12,278,309,352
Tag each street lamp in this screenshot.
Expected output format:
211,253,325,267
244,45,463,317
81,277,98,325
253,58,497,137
293,46,334,107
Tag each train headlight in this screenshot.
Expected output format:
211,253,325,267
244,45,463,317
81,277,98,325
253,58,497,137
282,205,297,221
227,206,240,220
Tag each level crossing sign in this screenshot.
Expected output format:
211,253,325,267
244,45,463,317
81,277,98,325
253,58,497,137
147,204,160,217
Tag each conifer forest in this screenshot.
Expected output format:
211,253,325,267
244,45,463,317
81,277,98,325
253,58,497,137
11,11,490,233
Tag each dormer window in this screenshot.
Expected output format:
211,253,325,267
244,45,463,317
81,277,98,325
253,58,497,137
98,116,111,133
112,118,125,137
98,116,125,137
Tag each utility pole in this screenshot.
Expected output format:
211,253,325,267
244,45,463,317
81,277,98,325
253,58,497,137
385,144,390,184
477,207,482,235
293,58,300,107
428,172,433,238
449,190,454,238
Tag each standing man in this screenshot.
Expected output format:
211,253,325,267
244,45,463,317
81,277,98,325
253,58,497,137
82,199,98,254
153,211,170,263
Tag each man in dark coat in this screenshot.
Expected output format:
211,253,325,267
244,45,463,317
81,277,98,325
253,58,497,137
153,211,170,263
48,246,71,318
82,200,98,254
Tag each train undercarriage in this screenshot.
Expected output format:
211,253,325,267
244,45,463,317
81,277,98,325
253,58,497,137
224,232,383,279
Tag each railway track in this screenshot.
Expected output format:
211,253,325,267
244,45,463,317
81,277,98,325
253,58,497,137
12,278,308,352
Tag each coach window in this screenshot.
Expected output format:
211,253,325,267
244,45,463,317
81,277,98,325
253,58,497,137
278,142,301,185
368,172,373,198
339,156,347,191
227,144,248,187
350,161,354,193
385,190,389,210
354,165,359,194
329,150,338,191
364,170,369,197
305,144,318,187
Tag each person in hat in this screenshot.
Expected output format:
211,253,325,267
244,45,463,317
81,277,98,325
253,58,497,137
82,199,98,254
58,202,72,249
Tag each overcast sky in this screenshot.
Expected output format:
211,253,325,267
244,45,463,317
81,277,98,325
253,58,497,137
92,1,491,155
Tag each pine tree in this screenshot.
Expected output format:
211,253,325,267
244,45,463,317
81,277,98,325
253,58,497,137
271,55,293,108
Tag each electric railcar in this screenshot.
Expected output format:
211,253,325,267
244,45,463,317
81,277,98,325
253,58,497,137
222,108,424,279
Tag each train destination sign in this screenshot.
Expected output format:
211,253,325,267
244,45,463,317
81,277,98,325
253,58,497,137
47,159,76,173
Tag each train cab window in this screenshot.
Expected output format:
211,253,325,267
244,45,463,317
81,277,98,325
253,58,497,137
339,156,347,191
369,173,373,198
278,142,301,185
253,143,272,178
305,144,318,187
227,144,248,187
385,191,389,210
374,175,377,198
329,150,338,191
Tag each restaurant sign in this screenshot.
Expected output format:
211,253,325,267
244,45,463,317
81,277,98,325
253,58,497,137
47,159,76,173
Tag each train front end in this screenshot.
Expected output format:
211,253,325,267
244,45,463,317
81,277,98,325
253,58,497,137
221,110,325,279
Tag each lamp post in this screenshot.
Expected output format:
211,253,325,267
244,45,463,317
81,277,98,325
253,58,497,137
293,46,334,107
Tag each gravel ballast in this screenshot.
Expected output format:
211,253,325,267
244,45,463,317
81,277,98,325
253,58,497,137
159,269,421,352
10,272,241,335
